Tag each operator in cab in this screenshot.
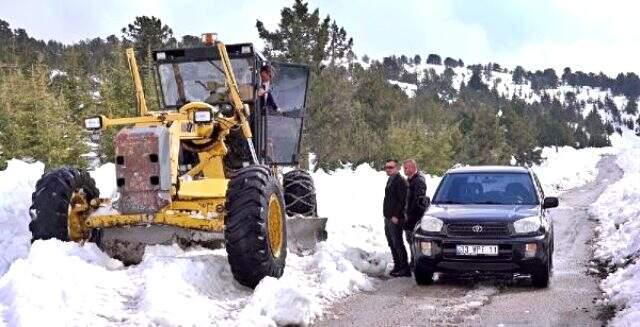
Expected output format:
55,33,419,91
258,65,278,112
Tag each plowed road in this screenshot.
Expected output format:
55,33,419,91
317,155,621,327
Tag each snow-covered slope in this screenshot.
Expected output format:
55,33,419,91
0,143,616,326
386,61,640,129
589,131,640,326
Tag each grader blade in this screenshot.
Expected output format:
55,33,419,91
97,225,224,265
286,215,328,254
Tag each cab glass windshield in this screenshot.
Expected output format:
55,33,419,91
157,58,253,107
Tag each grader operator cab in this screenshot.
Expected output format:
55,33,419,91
28,34,326,288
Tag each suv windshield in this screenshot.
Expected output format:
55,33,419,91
157,58,253,107
433,172,539,205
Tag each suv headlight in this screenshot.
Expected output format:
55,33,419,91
420,215,444,232
513,215,542,234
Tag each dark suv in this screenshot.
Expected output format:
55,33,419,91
412,166,559,288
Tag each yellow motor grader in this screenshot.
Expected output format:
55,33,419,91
28,34,326,288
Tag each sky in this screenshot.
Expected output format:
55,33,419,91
1,0,639,75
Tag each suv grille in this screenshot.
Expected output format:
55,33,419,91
446,223,510,238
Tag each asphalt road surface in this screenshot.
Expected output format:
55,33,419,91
316,155,623,327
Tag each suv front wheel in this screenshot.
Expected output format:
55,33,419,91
531,254,551,288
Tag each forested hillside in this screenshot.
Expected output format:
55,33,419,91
1,0,638,173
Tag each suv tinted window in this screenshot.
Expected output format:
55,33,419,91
433,172,539,205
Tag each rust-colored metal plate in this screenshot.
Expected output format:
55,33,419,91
115,127,171,214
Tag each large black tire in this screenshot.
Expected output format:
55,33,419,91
531,254,551,288
414,264,435,285
283,169,317,217
225,165,287,288
29,167,99,241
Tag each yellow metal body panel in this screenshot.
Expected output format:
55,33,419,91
85,210,224,232
178,178,228,199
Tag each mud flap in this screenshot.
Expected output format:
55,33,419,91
285,215,328,255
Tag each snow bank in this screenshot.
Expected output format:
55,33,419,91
590,131,640,326
0,240,124,327
532,145,616,195
0,160,43,276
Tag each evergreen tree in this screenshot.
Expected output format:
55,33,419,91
327,20,354,66
0,65,86,168
384,118,456,175
443,57,458,67
584,109,610,147
624,98,638,115
413,54,422,65
512,66,526,85
121,16,173,54
256,0,333,70
502,107,542,166
426,54,441,65
353,66,408,135
457,107,510,165
180,35,202,48
468,67,487,91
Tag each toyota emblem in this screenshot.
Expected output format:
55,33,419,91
471,225,483,233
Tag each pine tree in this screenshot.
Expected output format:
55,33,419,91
0,65,87,168
305,67,379,170
512,66,526,85
413,54,422,65
121,16,173,63
584,109,610,147
256,0,331,70
468,68,487,91
502,107,542,166
624,98,638,115
327,20,354,66
457,107,510,165
353,65,407,135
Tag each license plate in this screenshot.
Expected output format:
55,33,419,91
456,245,499,256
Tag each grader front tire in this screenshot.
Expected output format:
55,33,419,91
224,165,287,288
29,167,99,242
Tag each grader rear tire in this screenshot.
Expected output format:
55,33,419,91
29,167,99,241
224,165,287,288
283,169,317,217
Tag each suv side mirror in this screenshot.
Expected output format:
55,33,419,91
543,197,559,209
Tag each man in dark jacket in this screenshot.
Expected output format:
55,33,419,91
258,65,278,112
383,159,410,277
403,159,428,269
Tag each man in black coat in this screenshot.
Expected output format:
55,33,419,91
258,65,279,112
403,159,428,269
383,159,410,277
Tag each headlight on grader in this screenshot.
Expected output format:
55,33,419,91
193,109,213,124
84,117,102,130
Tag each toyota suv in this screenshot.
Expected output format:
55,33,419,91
412,166,559,288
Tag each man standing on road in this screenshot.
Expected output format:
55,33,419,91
403,159,428,270
383,159,410,277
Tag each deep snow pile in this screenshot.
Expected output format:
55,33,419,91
532,145,617,194
0,142,614,326
0,160,43,276
590,131,640,326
